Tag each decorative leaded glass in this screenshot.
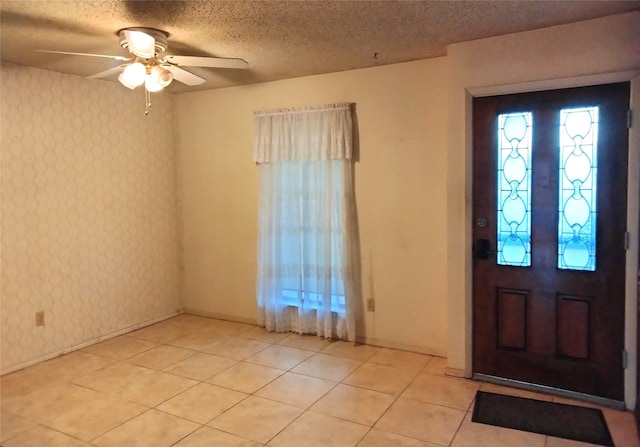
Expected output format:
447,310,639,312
497,112,532,267
558,107,598,271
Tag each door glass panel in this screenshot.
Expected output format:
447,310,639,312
558,106,598,271
497,112,532,267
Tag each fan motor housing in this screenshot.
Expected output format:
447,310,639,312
118,27,169,56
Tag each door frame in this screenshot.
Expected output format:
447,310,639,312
464,71,640,409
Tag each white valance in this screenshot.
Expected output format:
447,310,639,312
253,103,353,164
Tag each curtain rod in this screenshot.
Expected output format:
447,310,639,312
254,102,352,117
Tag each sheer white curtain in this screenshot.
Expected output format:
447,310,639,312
254,103,358,341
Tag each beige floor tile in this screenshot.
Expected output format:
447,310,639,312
203,337,271,360
246,344,314,370
115,370,199,407
207,361,285,393
127,321,190,343
3,424,93,447
291,352,362,382
544,437,604,447
421,356,447,375
268,410,369,447
93,409,199,447
238,326,292,343
311,384,394,426
170,314,221,331
6,315,640,447
174,426,263,446
82,336,157,360
1,411,37,442
1,357,106,402
30,351,115,381
167,331,229,351
603,407,640,447
45,394,147,441
3,382,140,440
164,352,238,380
171,315,256,336
208,396,303,444
157,382,248,424
1,370,54,403
201,319,256,336
402,373,480,410
125,345,196,370
72,362,156,393
3,382,101,423
368,348,432,372
321,341,380,361
344,362,417,396
357,428,439,447
376,397,465,445
449,411,545,447
278,333,332,352
256,372,336,408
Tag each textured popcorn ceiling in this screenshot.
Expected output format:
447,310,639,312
1,0,638,93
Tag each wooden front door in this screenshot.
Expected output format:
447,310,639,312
472,83,630,401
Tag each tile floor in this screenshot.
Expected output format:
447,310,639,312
1,314,639,446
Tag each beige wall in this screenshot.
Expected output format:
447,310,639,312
175,58,450,355
0,63,182,372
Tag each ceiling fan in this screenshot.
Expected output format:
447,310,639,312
38,27,249,113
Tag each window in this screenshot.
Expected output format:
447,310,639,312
254,104,358,341
494,107,600,271
496,112,533,267
558,106,599,271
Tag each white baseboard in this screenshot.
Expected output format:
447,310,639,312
183,310,447,359
355,335,445,357
1,309,184,376
445,367,468,378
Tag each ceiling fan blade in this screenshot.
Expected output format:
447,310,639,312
123,29,155,58
87,65,127,80
164,65,206,86
161,55,249,69
36,50,130,61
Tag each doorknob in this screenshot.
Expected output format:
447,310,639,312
474,238,495,260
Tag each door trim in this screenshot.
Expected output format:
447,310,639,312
464,70,640,409
629,73,640,414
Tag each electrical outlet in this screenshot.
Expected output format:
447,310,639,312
366,298,375,312
35,311,45,327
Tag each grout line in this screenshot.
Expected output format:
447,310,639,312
447,409,469,447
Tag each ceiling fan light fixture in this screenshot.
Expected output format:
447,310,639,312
144,73,164,93
117,73,136,90
124,29,156,58
119,62,146,89
151,65,173,88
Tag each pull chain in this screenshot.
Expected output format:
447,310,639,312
144,89,152,115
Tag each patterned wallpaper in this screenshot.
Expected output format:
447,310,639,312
0,63,182,372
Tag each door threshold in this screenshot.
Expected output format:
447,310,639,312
473,373,625,410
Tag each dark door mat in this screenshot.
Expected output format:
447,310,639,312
472,391,614,446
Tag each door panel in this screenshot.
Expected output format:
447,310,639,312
472,83,630,400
